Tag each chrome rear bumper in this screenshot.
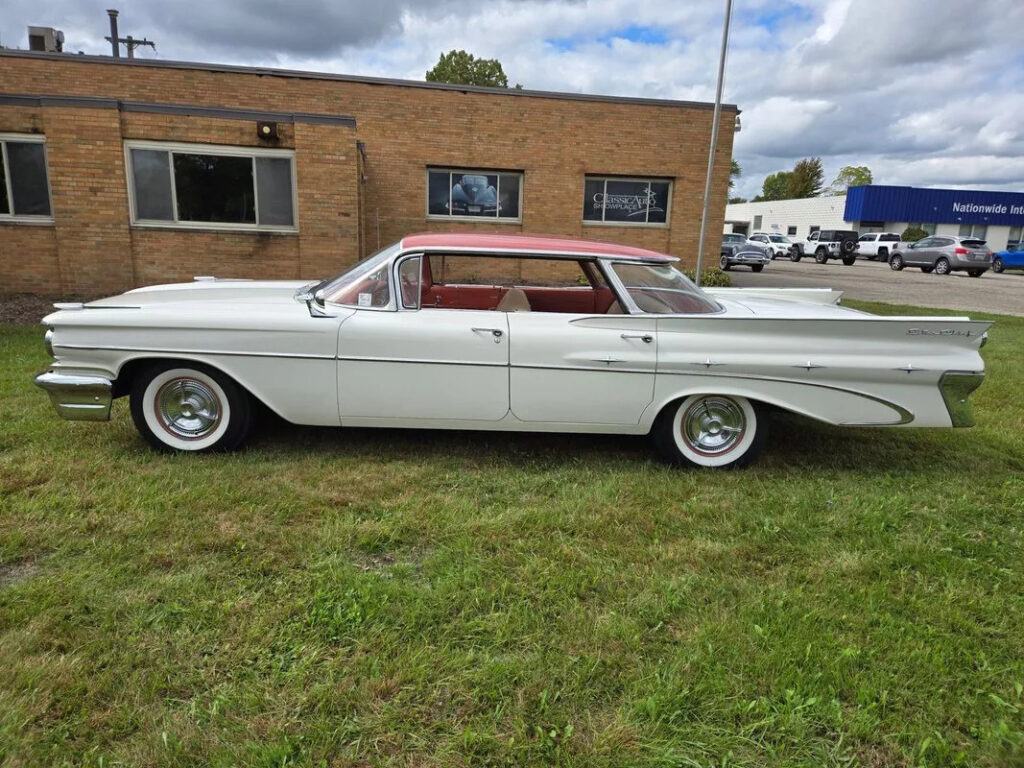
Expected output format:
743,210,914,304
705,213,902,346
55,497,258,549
34,371,113,422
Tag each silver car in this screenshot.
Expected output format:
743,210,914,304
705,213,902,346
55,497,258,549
889,235,993,277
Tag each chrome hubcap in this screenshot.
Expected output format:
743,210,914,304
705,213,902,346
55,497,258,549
156,378,221,439
681,397,745,455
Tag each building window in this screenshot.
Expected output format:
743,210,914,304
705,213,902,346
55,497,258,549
0,134,53,220
786,225,797,236
909,222,936,235
958,223,987,239
583,176,671,226
752,215,762,230
426,168,522,221
1009,226,1022,244
125,141,296,231
809,225,820,234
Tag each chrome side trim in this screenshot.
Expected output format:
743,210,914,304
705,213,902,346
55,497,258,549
341,355,507,367
938,371,984,428
34,371,113,422
656,368,915,425
54,343,334,360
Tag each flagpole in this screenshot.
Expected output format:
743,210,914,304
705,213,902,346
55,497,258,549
694,0,734,287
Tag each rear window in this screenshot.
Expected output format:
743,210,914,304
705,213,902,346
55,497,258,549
880,234,900,242
961,239,987,248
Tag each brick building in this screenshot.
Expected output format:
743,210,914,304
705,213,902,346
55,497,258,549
0,50,738,297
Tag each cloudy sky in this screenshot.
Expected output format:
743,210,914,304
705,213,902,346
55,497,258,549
3,0,1023,200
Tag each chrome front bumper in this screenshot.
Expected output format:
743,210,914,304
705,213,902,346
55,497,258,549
34,371,113,422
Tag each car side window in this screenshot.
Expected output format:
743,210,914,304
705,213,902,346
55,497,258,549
398,256,421,310
808,232,818,241
859,234,873,241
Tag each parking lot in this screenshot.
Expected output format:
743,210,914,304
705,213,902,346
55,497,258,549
727,256,1024,316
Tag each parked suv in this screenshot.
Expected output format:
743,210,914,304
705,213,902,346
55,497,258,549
888,235,992,277
792,230,859,265
749,232,793,259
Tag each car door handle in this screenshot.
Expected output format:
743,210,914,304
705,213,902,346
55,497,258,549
620,333,653,343
472,327,504,341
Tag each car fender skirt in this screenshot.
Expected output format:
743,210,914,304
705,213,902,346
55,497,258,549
938,371,984,427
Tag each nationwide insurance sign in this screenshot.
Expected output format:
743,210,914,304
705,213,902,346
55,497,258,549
845,185,1024,227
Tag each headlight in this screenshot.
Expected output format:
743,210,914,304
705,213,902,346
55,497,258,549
44,328,54,358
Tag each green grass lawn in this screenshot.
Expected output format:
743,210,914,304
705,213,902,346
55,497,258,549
1,302,1023,767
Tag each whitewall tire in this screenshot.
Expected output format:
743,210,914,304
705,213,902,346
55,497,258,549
653,394,766,469
130,363,252,452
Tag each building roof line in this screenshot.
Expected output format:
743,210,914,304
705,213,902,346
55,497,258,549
0,50,739,113
0,93,356,126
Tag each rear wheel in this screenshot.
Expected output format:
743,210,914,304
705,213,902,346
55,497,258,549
967,269,986,278
934,257,951,275
815,247,828,264
889,254,904,271
876,247,888,262
751,264,764,273
842,255,856,266
993,257,1004,273
130,363,253,452
652,394,766,469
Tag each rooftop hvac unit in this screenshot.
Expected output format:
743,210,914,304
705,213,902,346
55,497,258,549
27,26,65,53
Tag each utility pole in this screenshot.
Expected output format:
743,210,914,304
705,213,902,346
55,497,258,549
105,9,156,59
694,0,734,287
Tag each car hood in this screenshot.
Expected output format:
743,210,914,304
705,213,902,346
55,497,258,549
84,280,314,308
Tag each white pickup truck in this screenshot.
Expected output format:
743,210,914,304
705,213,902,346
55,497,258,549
856,232,903,262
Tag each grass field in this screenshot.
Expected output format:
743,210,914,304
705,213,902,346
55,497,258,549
1,301,1022,767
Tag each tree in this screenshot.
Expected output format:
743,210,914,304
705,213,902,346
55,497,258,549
729,159,742,191
901,225,928,242
728,196,747,204
829,165,873,195
426,50,520,88
788,157,825,198
759,171,791,201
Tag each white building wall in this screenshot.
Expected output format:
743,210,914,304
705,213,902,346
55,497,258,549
725,197,850,241
726,200,1017,250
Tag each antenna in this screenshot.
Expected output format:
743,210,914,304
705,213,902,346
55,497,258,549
104,9,156,59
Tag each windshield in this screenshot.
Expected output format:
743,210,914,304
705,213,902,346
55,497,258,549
769,235,790,243
318,242,400,306
609,263,721,314
723,234,746,243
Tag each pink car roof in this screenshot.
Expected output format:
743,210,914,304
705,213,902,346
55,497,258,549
400,232,676,262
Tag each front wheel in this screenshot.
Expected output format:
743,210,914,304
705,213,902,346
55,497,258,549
652,394,767,469
993,257,1004,273
720,255,731,271
815,248,828,264
790,249,802,262
889,254,904,271
934,257,951,275
130,363,253,452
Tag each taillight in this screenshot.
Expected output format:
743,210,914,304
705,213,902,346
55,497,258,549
954,247,969,255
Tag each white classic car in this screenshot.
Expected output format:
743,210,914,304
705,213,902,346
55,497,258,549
35,233,990,468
